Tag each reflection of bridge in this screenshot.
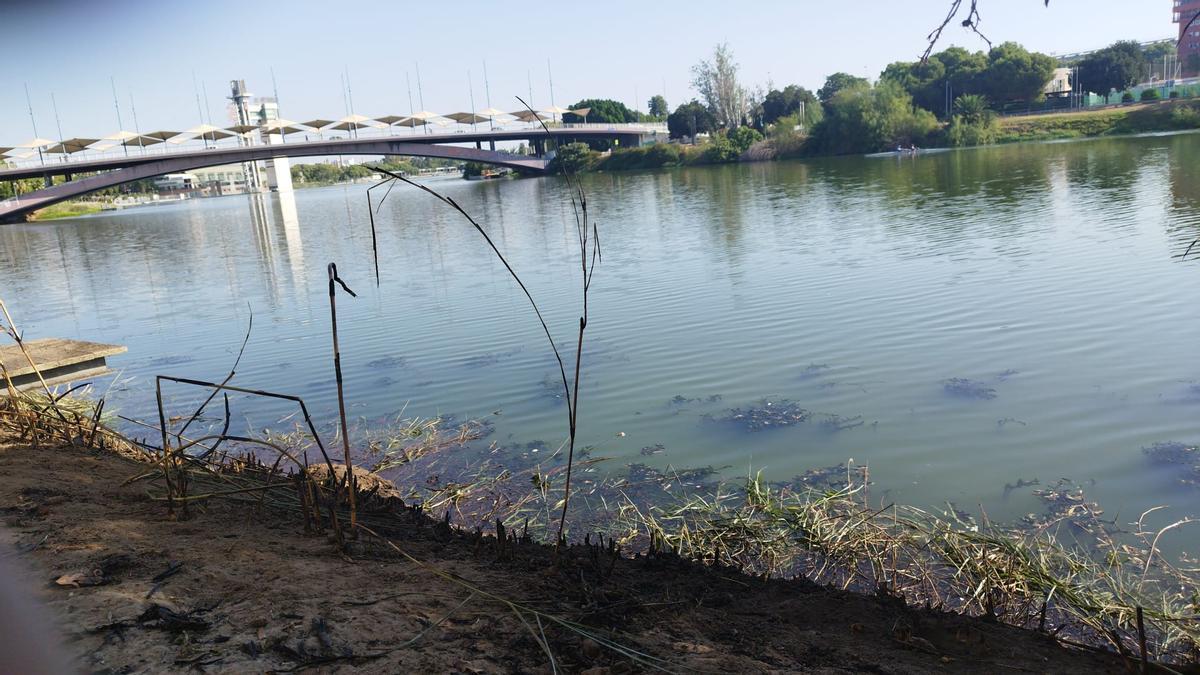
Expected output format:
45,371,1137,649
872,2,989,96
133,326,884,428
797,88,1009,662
0,125,663,222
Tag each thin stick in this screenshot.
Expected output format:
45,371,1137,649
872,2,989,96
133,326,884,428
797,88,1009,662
328,262,358,530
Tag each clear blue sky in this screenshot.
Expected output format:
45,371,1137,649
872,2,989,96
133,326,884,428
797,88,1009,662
1,0,1175,142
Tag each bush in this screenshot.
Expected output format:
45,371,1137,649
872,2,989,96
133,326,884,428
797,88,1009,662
700,136,740,163
550,142,595,174
948,115,1000,146
1121,92,1135,103
1141,88,1161,102
1170,90,1181,99
727,126,764,153
593,143,682,171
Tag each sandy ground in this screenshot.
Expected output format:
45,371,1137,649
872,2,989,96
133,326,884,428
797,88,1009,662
0,440,1127,674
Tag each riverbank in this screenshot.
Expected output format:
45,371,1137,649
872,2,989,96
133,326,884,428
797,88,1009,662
567,99,1200,173
0,438,1130,673
995,99,1200,144
27,201,103,221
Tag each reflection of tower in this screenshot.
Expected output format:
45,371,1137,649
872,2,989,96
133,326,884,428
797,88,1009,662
229,80,263,191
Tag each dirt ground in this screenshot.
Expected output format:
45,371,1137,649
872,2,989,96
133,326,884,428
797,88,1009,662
0,440,1128,674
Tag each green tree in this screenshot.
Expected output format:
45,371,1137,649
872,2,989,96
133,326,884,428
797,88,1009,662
1077,41,1147,102
947,94,998,146
550,142,594,173
808,80,939,155
647,95,669,119
761,85,821,128
978,42,1055,103
667,100,716,140
727,125,763,153
817,72,869,104
561,99,637,124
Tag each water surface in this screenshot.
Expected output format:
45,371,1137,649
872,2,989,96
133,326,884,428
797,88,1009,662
4,133,1200,529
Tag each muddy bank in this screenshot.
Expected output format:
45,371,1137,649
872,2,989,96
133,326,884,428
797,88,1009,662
0,441,1130,673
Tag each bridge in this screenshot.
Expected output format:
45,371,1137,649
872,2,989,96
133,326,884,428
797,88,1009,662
0,125,662,222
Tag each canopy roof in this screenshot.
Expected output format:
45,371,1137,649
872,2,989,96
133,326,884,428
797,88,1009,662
508,110,550,122
300,119,336,130
141,130,182,142
0,147,12,155
445,112,489,124
327,114,385,132
182,124,237,141
392,117,428,127
225,124,260,135
408,110,440,120
568,107,591,117
476,107,510,118
102,130,140,142
374,115,408,125
15,138,55,148
45,138,99,154
541,105,571,114
123,135,164,148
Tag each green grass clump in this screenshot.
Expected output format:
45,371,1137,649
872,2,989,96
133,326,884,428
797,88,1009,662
30,201,103,221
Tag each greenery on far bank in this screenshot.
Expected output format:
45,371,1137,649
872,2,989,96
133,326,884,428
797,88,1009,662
291,156,459,185
29,201,103,221
995,99,1200,143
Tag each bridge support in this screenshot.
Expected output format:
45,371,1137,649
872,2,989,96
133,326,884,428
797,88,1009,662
265,156,293,192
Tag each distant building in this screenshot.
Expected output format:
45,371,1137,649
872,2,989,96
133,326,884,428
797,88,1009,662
153,173,197,192
1177,0,1200,75
1044,67,1073,97
192,164,248,194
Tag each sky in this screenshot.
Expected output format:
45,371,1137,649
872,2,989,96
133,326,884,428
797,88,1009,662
0,0,1177,144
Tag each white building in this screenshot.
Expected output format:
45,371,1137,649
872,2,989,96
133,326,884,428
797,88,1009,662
1044,67,1074,97
192,164,249,193
153,173,198,191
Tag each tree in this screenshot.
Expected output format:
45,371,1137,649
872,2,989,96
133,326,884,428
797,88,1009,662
727,125,763,153
978,42,1055,103
808,80,939,155
562,99,638,124
882,43,1051,116
647,95,668,119
691,43,748,128
953,94,991,124
1077,41,1147,102
817,72,869,104
761,85,821,127
667,100,716,140
551,142,593,173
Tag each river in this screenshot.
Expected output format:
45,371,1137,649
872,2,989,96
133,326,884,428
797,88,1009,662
3,132,1200,529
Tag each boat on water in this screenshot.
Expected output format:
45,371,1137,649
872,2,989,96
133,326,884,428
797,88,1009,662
864,146,953,158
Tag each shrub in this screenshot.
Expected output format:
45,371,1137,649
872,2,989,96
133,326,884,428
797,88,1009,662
700,136,740,163
550,142,595,174
727,126,764,153
948,115,1000,146
1141,88,1161,102
1121,92,1135,103
1170,90,1181,99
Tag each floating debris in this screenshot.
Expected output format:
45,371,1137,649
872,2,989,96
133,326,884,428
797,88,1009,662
798,363,831,380
995,369,1020,381
997,417,1027,428
710,399,865,432
365,355,406,369
943,378,997,400
461,347,522,369
668,394,722,406
1024,479,1105,531
819,414,864,432
716,399,813,431
788,464,856,491
1143,442,1200,487
640,444,666,456
1003,477,1039,497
